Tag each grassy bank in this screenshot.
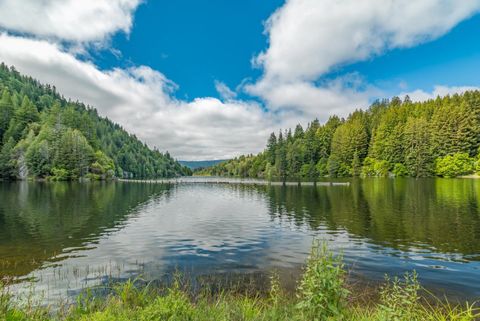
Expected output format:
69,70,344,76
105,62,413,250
2,242,478,321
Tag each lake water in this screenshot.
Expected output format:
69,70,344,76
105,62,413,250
1,178,479,303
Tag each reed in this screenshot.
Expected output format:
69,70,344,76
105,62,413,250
1,241,478,321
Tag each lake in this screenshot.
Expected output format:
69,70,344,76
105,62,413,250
1,178,480,303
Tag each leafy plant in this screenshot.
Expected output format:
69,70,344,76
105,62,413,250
435,153,474,178
377,272,421,321
296,240,349,320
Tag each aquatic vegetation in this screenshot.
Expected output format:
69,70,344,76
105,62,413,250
1,242,478,321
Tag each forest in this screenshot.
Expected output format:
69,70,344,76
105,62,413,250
198,91,480,179
0,63,191,180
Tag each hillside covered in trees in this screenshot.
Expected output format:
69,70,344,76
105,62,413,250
0,63,191,180
198,91,480,180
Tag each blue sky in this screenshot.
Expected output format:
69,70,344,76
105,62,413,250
98,0,284,100
0,1,479,159
89,0,480,102
338,14,480,96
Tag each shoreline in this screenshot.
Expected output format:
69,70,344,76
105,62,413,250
2,243,479,320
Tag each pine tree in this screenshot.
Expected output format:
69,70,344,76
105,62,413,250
328,117,368,177
275,131,287,182
430,100,479,157
0,137,16,179
404,117,432,177
266,132,277,165
54,129,94,178
294,124,304,139
0,90,14,143
4,95,39,142
351,150,361,177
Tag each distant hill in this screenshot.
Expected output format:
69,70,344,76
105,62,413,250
179,159,228,170
0,63,191,180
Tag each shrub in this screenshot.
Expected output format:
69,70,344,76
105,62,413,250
50,167,69,181
377,272,421,321
296,240,349,320
373,160,390,177
476,151,480,175
316,158,328,177
361,157,376,177
392,163,408,177
300,163,319,180
435,153,474,178
362,157,390,177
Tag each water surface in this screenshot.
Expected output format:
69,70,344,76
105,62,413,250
1,178,479,302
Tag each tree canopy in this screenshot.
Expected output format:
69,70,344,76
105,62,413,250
0,63,191,180
198,92,480,179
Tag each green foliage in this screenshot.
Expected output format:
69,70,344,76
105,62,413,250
3,243,478,321
0,90,14,142
329,114,369,177
377,272,421,321
430,97,480,157
0,63,189,180
91,150,116,179
51,167,69,181
199,90,480,179
435,153,474,178
403,117,433,177
392,163,408,177
362,157,390,177
276,131,288,182
52,129,94,179
296,240,349,320
139,284,194,321
0,137,16,179
266,132,277,165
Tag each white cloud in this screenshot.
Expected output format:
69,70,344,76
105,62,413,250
0,0,141,42
214,81,237,100
401,85,480,102
0,33,282,160
255,0,480,82
1,1,479,160
246,74,375,120
248,0,480,117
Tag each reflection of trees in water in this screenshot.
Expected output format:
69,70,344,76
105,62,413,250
0,182,172,277
263,179,480,257
2,179,479,280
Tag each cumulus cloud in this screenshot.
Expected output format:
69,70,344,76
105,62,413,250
0,1,479,159
248,0,480,116
246,74,374,120
255,0,480,82
0,33,281,160
401,85,480,102
0,0,141,43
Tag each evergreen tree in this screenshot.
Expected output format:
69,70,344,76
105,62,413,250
4,95,39,142
430,99,479,157
294,124,304,139
328,117,368,177
0,137,16,179
404,117,432,177
275,131,288,182
54,129,94,178
0,90,14,143
266,132,277,165
0,64,190,180
199,90,480,179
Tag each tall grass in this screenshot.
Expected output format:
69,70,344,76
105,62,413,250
1,241,479,321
